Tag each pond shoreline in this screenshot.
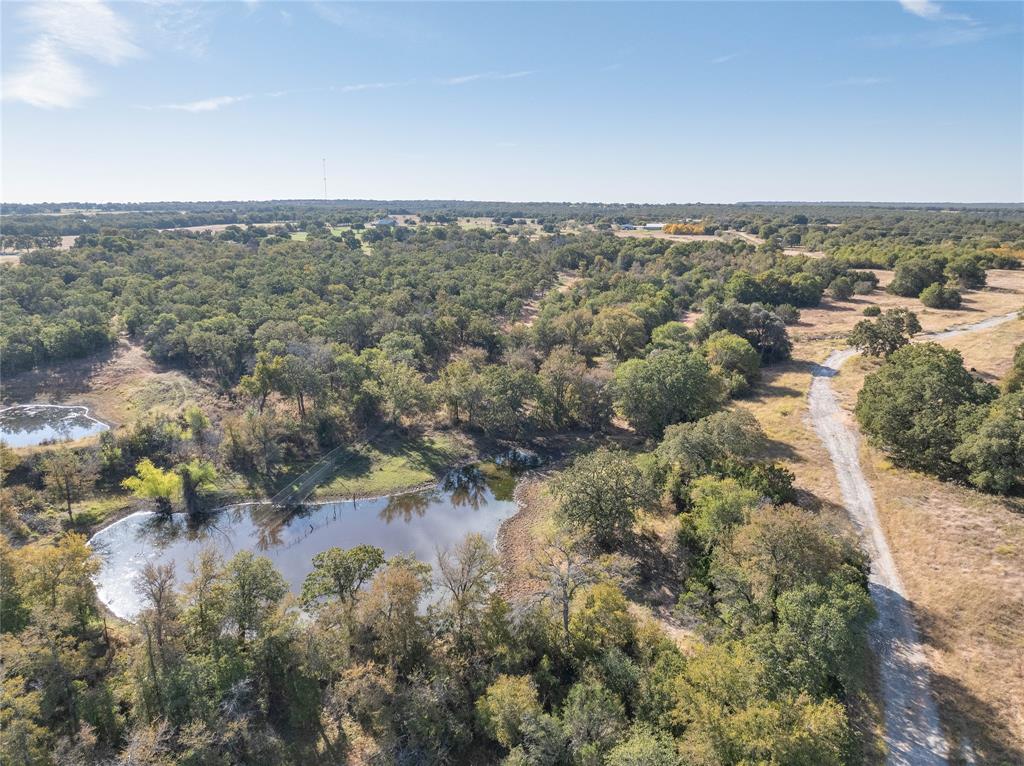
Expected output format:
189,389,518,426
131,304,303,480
0,402,110,449
90,460,526,621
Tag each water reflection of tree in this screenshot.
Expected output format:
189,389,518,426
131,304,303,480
442,467,490,511
137,514,188,547
248,502,312,551
380,491,437,523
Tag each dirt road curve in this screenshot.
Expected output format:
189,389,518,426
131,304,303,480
807,312,1018,766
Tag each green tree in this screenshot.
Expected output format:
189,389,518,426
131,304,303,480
593,308,648,361
435,356,485,425
561,680,626,764
827,276,854,301
673,642,851,766
847,308,921,357
569,582,636,659
945,255,986,289
707,504,866,633
364,357,430,424
613,350,725,437
951,391,1024,494
122,459,181,514
217,550,288,643
649,321,692,351
887,257,943,297
702,330,760,396
554,449,654,548
1003,341,1024,394
356,556,431,668
176,459,217,515
656,409,767,481
40,448,97,523
688,476,760,548
855,343,996,477
537,347,587,428
301,544,385,608
604,725,682,766
476,675,543,750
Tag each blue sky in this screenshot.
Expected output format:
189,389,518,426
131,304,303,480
2,1,1021,203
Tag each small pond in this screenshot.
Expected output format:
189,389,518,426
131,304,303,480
0,404,109,448
89,463,522,620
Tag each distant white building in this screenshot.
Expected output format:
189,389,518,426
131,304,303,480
373,216,397,227
642,223,665,230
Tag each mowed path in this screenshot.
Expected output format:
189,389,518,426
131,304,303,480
808,310,1019,766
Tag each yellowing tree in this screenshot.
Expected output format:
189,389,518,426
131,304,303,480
122,459,181,514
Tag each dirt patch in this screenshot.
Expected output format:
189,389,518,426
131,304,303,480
497,474,557,602
613,230,720,242
516,271,582,328
1,338,223,438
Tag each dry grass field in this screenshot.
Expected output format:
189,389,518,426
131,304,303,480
1,337,221,437
733,273,1023,763
789,268,1023,342
782,276,1023,762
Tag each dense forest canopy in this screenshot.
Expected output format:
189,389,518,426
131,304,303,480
2,201,1022,765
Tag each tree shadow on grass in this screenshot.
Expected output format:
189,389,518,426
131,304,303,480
619,519,687,613
930,666,1024,765
907,601,1024,765
371,426,461,472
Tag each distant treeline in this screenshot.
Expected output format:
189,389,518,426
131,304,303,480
3,200,1024,238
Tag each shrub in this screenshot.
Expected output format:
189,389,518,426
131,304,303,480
702,330,760,396
919,282,962,309
862,305,881,317
888,257,943,297
827,276,854,301
775,304,800,325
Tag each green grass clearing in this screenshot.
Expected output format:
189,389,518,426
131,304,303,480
312,431,470,499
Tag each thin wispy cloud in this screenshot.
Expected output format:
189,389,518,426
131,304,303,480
865,23,1007,48
898,0,973,23
334,82,397,93
832,76,890,86
143,82,400,112
867,0,999,47
441,71,534,86
711,53,740,65
899,0,942,19
147,1,220,59
4,0,142,108
153,94,253,112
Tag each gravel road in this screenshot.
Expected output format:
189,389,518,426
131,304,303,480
806,312,1019,766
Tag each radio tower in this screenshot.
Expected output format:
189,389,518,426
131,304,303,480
322,158,328,200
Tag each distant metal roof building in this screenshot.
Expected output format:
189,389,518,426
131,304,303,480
373,216,397,226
